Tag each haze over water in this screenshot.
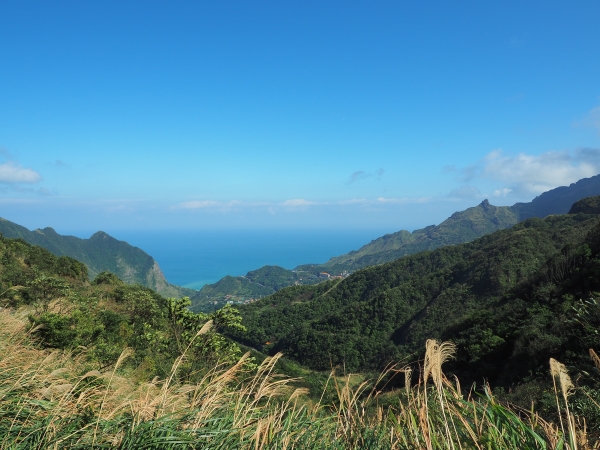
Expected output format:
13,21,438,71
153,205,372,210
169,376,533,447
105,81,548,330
112,229,388,289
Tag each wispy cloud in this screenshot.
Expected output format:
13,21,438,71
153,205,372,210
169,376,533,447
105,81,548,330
281,199,319,207
346,168,385,184
442,165,457,174
0,161,42,184
173,200,271,212
178,200,220,209
0,197,41,205
375,196,431,204
493,187,512,197
460,148,600,195
172,195,432,213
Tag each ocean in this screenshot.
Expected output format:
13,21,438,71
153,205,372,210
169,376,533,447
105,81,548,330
111,229,388,290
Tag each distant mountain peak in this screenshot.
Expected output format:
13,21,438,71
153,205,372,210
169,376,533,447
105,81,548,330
90,231,112,240
0,218,194,298
34,227,58,236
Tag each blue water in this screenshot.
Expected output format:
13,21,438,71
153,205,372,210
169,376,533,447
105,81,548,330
111,229,387,289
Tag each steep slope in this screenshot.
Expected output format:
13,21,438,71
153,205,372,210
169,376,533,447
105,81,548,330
569,194,600,214
228,200,600,389
514,173,600,219
193,174,600,312
0,218,193,298
301,199,520,274
308,174,600,274
190,265,318,312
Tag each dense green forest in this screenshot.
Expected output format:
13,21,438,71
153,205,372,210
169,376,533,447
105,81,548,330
228,197,600,402
0,217,193,298
1,201,600,447
0,234,247,382
192,173,600,311
190,265,320,312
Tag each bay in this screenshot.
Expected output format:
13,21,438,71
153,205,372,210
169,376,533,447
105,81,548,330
111,229,388,290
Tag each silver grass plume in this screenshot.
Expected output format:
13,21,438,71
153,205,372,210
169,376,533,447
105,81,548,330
424,339,456,390
550,358,574,404
550,358,578,450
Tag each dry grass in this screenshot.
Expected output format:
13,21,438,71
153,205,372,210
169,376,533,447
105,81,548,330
0,309,598,449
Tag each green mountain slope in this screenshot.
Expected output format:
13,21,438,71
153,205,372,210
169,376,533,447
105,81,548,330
228,197,600,390
0,218,193,298
0,231,246,383
307,174,600,274
193,174,600,312
301,199,520,274
190,265,319,312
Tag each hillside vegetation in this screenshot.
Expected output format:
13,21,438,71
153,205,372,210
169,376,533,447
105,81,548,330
228,197,600,404
1,219,599,447
193,174,600,311
304,173,600,275
0,218,193,298
4,312,597,448
190,265,319,312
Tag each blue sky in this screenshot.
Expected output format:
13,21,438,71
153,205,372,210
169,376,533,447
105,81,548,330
1,1,599,235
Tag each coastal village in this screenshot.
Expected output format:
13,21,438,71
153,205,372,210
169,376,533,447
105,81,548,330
213,270,351,307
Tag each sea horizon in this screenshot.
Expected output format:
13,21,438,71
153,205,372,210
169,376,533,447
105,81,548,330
109,228,391,290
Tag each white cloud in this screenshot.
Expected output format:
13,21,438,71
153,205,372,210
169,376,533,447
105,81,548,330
173,199,271,212
464,148,600,195
0,162,42,184
281,199,319,207
177,200,219,209
493,187,512,197
375,197,431,204
589,107,600,133
172,196,434,213
337,198,368,205
36,187,53,196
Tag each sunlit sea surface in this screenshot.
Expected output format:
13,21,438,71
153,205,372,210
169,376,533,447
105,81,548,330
111,229,388,290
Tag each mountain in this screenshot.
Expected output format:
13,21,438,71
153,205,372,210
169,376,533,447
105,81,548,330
0,218,194,298
0,228,245,388
299,199,520,274
2,218,599,448
305,173,600,274
190,265,320,312
227,196,600,391
192,174,600,311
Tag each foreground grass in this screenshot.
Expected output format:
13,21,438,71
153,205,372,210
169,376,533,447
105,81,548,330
0,310,597,449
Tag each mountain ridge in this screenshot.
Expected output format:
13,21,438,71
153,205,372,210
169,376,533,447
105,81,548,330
0,218,194,298
226,199,600,392
311,174,600,273
192,174,600,311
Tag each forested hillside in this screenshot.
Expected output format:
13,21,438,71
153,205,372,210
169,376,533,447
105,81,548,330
229,196,600,394
194,174,600,311
0,218,193,298
1,208,599,447
0,233,244,378
299,198,519,274
190,265,319,312
304,173,600,274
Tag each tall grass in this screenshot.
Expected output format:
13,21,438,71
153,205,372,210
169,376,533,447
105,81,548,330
0,310,598,449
